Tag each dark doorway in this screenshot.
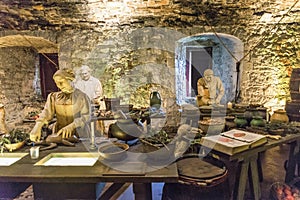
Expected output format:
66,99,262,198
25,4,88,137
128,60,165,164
39,53,59,99
186,47,212,97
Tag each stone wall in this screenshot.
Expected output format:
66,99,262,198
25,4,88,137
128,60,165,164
0,0,299,126
0,47,44,131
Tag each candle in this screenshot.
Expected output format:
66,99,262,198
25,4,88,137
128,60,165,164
227,102,233,109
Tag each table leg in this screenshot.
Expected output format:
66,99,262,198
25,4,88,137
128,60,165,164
98,183,126,200
257,152,263,182
233,154,261,200
133,183,152,200
248,154,261,200
233,159,249,200
285,141,299,183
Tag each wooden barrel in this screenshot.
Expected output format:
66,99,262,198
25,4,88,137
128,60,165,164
290,68,300,101
285,101,300,122
162,154,229,200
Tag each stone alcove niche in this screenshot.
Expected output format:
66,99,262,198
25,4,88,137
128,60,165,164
0,34,58,126
0,35,59,99
175,33,244,106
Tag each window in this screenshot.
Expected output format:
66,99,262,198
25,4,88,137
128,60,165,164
39,53,59,99
186,47,212,97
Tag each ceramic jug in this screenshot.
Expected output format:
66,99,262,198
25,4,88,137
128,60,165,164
150,91,162,109
270,109,289,123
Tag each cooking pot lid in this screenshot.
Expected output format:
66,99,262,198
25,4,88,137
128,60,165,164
177,157,226,180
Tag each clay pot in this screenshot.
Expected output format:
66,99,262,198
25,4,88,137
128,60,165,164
244,108,258,123
234,114,248,128
250,116,265,127
270,109,289,123
256,107,267,119
225,116,236,131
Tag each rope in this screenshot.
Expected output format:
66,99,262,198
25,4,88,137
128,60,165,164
199,9,240,62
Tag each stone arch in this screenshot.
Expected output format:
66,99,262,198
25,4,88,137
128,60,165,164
0,35,58,53
175,32,244,105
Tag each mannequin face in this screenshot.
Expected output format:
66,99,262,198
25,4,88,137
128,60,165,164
80,69,91,81
54,76,73,93
204,74,213,82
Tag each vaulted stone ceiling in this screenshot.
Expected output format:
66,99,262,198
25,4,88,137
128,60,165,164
0,0,170,31
0,0,298,52
0,0,289,32
0,0,91,31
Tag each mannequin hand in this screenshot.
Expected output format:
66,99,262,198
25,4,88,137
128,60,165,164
57,123,75,138
29,124,43,142
30,133,41,142
208,99,216,105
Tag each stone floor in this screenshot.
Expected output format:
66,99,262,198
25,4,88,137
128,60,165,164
12,143,292,200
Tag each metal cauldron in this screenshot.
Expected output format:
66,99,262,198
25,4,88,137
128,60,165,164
108,119,144,141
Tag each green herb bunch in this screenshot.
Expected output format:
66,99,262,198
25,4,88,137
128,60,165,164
0,129,29,153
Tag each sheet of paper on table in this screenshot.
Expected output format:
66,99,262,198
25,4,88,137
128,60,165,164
0,157,23,166
0,153,28,166
34,152,99,166
42,157,98,166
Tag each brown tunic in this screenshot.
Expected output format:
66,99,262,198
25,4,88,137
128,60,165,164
37,89,91,137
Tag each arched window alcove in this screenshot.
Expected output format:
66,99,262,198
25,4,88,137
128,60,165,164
0,35,59,100
175,33,244,106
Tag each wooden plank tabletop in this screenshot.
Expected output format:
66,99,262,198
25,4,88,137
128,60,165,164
0,140,178,184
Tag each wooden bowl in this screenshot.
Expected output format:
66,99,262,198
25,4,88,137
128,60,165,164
199,106,212,113
4,141,25,152
198,119,225,135
98,142,129,161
